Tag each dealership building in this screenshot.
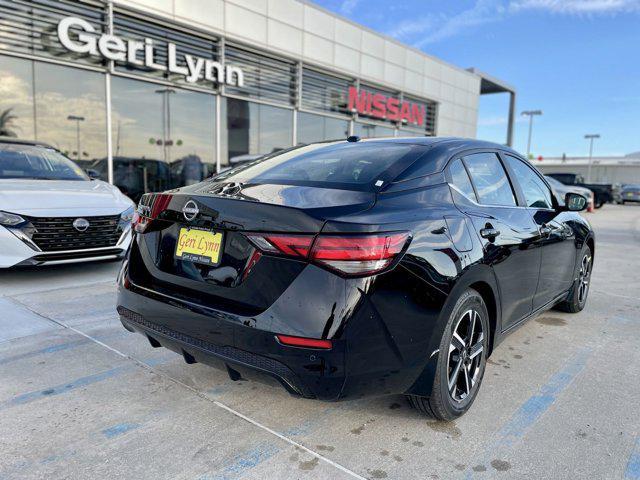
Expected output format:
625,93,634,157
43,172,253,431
0,0,515,200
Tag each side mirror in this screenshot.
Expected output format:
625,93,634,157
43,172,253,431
564,192,587,211
85,168,100,180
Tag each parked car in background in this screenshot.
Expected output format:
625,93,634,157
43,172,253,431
545,175,594,211
0,138,134,267
546,172,612,208
619,184,640,204
117,137,594,420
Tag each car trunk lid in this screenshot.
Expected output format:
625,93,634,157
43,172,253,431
129,183,375,315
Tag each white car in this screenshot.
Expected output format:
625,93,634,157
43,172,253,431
0,138,134,267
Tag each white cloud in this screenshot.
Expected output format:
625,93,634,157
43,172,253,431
386,0,640,47
339,0,360,15
509,0,640,14
387,0,506,47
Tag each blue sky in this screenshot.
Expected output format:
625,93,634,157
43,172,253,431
312,0,640,157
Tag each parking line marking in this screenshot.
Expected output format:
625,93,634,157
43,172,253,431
626,436,640,480
492,346,592,449
0,365,130,410
199,442,281,480
0,330,127,366
208,398,366,479
0,338,90,365
102,422,141,438
465,346,593,478
8,297,368,480
0,355,171,411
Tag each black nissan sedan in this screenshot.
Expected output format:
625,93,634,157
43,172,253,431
117,137,594,420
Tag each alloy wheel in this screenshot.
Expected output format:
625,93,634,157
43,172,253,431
578,254,592,305
447,309,484,402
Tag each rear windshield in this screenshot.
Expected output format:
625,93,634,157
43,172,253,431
211,142,429,191
0,144,88,181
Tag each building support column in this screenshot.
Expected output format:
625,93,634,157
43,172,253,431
215,96,221,174
106,1,114,184
506,91,516,147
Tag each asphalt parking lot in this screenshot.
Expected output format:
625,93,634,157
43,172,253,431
1,204,639,480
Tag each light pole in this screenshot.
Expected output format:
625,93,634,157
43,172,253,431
521,110,542,158
584,133,600,182
67,115,85,162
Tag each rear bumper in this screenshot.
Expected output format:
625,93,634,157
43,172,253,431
117,281,347,400
116,264,436,401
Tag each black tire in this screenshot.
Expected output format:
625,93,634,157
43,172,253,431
555,245,593,313
594,201,604,209
406,288,489,420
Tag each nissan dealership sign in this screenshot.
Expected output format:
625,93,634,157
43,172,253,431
348,86,426,126
57,17,244,87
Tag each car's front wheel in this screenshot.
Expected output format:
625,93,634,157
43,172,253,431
407,288,489,420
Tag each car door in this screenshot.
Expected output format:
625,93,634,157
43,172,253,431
502,154,576,310
448,152,541,330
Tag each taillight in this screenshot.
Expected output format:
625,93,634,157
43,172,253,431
310,232,410,276
132,193,172,233
245,234,313,258
246,231,410,277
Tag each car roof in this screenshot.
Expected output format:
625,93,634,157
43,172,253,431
359,135,513,148
0,137,56,149
356,136,524,158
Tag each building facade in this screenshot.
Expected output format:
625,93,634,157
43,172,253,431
0,0,511,201
536,156,640,184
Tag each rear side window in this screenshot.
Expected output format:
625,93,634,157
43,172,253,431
463,153,516,206
213,142,429,191
449,159,477,201
504,155,553,209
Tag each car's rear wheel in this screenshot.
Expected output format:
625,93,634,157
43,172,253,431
407,288,489,420
555,245,592,313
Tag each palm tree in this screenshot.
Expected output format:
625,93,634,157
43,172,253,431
0,108,18,137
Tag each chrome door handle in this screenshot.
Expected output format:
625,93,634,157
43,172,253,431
480,227,500,239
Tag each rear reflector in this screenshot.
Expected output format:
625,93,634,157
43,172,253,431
276,334,333,349
246,231,410,277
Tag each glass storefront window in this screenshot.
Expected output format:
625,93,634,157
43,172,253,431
297,112,349,144
0,55,107,180
33,62,107,176
111,76,215,201
353,122,395,138
0,56,35,140
398,129,426,137
221,97,293,168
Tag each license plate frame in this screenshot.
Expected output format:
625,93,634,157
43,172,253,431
174,227,224,267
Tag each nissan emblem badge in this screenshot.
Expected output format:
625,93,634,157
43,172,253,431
182,200,199,221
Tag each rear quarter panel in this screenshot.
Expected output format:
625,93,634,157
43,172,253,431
323,182,497,398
